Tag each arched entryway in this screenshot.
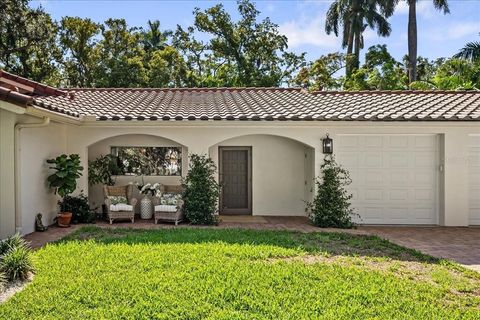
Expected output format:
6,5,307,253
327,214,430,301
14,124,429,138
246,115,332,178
209,134,315,217
87,134,187,210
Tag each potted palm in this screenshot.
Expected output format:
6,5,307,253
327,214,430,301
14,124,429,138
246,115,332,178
46,154,84,227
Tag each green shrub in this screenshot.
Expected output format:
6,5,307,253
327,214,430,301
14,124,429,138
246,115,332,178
59,192,96,224
1,246,34,281
307,155,357,228
0,234,26,255
182,154,220,225
88,154,121,186
0,234,34,282
0,270,5,291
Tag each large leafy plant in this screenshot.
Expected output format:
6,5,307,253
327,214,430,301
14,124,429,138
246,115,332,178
307,155,357,228
182,154,220,225
88,154,121,186
46,154,83,211
59,192,96,223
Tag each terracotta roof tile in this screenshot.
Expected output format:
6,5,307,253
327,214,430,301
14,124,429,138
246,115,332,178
2,70,479,121
39,87,477,121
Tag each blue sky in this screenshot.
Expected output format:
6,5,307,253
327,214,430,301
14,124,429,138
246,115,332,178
31,0,480,62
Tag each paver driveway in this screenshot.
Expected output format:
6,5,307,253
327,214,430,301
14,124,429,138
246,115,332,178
361,226,480,272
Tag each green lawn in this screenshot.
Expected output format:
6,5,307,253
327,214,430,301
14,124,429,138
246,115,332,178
1,227,479,319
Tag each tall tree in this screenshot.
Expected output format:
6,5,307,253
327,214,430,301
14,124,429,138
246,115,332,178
326,0,395,78
192,0,305,87
142,20,172,53
405,0,449,83
346,44,406,90
59,17,101,87
454,38,480,62
95,18,147,87
0,0,60,84
294,53,346,90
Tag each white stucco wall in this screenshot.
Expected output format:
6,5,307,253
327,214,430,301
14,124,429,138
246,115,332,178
0,109,17,239
63,121,479,226
88,134,187,211
210,135,314,216
0,117,475,232
18,118,67,234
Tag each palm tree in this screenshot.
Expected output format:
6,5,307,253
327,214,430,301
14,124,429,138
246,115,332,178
454,40,480,62
406,0,449,83
142,20,172,52
325,0,395,78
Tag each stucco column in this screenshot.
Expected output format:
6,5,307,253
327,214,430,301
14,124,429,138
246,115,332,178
0,110,17,238
442,131,470,226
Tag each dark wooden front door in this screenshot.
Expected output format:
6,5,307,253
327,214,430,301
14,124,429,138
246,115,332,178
219,147,252,215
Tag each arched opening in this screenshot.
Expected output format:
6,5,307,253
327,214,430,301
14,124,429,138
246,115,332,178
209,134,315,217
87,134,187,211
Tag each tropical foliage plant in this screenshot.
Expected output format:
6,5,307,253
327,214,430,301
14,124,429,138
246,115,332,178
0,234,34,282
88,154,121,186
182,154,220,225
58,193,96,224
307,155,356,228
46,154,83,211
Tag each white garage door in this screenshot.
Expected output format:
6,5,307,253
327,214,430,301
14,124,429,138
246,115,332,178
469,135,480,225
336,134,439,225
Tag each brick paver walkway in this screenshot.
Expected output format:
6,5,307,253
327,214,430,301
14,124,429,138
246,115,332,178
24,216,480,272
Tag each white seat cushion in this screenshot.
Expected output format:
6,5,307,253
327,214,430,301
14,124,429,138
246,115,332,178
110,204,133,212
154,205,178,213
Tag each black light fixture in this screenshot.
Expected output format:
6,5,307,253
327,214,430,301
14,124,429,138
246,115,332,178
322,133,333,154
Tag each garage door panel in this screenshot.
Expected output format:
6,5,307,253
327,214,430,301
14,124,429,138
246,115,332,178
389,189,409,201
415,153,436,167
389,153,409,167
415,189,434,201
337,134,438,225
414,136,436,149
469,135,480,225
414,172,435,185
365,136,383,147
364,189,383,201
363,152,383,167
390,171,409,185
389,136,409,148
365,170,384,184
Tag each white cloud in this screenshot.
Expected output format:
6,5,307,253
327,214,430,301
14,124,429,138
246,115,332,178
429,21,480,41
446,22,480,39
395,2,437,18
279,15,340,48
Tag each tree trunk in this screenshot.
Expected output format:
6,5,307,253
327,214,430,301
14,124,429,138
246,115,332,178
408,0,417,83
345,23,355,78
353,30,361,72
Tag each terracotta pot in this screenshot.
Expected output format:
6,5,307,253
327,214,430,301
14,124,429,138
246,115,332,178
57,212,72,227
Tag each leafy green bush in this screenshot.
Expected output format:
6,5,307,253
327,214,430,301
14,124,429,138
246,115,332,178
1,246,34,281
59,192,96,224
182,154,220,225
46,154,84,198
0,234,25,255
0,234,34,282
307,155,357,228
0,270,5,291
88,154,121,186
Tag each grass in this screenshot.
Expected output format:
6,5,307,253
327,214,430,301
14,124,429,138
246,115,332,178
0,226,479,319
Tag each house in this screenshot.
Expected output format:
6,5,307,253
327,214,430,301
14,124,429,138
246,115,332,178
0,69,479,238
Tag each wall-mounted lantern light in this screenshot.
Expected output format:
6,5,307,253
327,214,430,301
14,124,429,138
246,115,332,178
322,133,333,154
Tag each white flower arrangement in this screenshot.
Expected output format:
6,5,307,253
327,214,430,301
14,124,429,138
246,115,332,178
135,181,161,197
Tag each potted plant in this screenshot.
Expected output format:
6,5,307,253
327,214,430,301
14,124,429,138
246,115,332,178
46,154,84,227
88,154,121,216
135,179,161,219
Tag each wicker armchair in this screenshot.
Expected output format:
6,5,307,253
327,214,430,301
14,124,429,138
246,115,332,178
153,185,184,225
104,185,137,224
